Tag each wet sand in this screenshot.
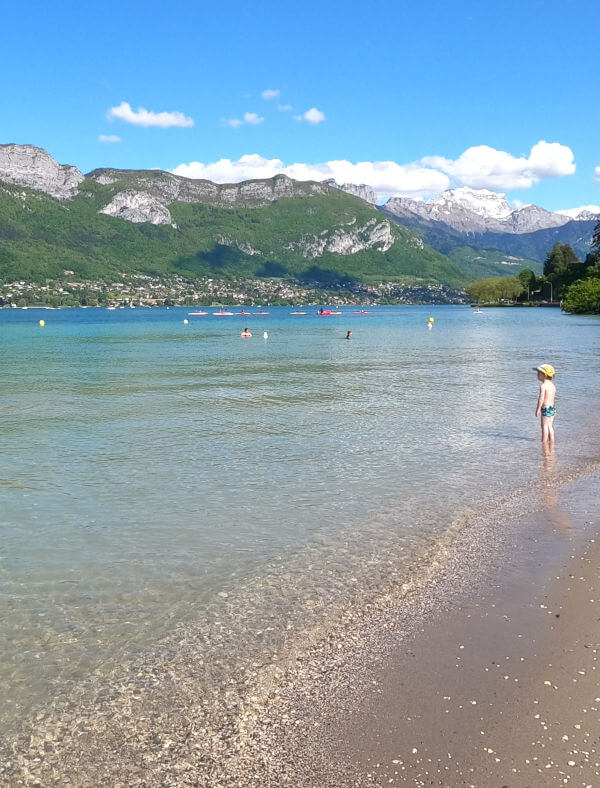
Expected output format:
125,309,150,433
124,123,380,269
3,470,599,786
250,471,600,787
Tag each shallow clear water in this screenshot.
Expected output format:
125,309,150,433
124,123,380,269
1,305,599,734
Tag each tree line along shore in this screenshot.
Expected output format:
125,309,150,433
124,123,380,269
465,221,600,314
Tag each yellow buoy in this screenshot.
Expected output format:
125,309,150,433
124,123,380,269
428,317,434,323
39,319,45,327
183,319,189,325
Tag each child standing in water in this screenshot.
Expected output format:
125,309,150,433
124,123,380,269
534,364,556,443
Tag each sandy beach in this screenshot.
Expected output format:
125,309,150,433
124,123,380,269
243,470,600,787
3,467,599,786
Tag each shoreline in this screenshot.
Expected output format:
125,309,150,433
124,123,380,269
243,470,600,786
3,465,599,785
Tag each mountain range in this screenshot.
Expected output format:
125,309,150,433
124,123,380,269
0,144,597,290
376,186,598,265
382,187,598,234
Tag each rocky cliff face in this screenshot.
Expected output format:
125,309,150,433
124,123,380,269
323,179,378,205
0,144,329,216
504,204,567,233
100,191,174,225
88,169,329,210
89,172,330,225
0,144,84,199
285,219,393,258
85,169,331,224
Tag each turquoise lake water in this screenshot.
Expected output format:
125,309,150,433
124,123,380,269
1,305,599,738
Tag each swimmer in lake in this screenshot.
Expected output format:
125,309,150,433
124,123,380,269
240,327,252,338
346,330,352,339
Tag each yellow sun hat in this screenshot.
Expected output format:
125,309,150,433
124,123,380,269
533,363,555,378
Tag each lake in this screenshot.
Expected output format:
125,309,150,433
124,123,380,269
1,304,599,742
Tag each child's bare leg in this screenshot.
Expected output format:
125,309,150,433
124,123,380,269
541,416,554,443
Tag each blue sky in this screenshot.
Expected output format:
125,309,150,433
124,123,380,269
2,0,598,211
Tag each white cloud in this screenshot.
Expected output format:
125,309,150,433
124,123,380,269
261,89,280,100
98,134,121,143
172,154,449,199
278,104,293,112
107,101,194,128
421,141,575,190
243,112,264,125
224,112,264,128
171,141,577,202
595,166,600,182
295,107,325,124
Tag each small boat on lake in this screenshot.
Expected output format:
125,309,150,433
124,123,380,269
213,309,234,315
188,311,208,315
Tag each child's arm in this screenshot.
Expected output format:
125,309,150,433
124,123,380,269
535,384,544,418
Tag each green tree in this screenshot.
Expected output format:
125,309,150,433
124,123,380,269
562,277,600,313
543,243,587,298
517,268,537,299
465,276,524,304
543,243,579,279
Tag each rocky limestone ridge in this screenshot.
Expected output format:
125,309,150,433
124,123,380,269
92,172,331,225
503,204,568,234
100,191,173,225
88,169,329,210
384,188,574,235
87,169,332,224
323,179,378,205
0,144,84,200
285,219,393,258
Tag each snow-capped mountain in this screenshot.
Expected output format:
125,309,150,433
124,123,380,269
383,187,591,235
378,186,599,263
557,205,600,221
